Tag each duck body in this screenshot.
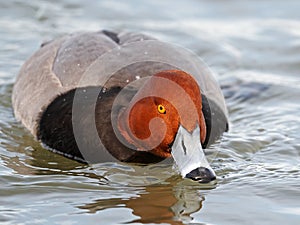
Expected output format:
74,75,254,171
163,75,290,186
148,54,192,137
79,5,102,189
12,30,228,182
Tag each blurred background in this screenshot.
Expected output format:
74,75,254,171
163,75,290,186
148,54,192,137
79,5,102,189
0,0,299,224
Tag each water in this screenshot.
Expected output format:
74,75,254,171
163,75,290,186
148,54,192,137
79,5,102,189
1,0,300,224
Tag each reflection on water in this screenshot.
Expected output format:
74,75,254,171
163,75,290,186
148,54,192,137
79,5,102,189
79,182,204,224
1,0,300,224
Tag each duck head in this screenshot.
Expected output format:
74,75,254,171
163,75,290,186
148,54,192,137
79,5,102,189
117,70,216,183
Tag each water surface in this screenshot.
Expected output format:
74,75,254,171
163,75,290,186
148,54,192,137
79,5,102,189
0,0,300,224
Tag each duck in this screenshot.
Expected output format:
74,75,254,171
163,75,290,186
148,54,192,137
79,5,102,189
12,30,228,183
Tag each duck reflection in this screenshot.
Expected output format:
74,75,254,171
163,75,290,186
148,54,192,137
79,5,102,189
78,179,205,224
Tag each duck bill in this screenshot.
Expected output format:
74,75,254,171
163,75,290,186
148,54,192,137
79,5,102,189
171,124,216,183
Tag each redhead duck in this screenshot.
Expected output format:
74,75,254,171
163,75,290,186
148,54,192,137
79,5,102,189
12,30,228,183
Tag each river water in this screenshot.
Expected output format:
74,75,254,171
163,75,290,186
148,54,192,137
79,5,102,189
0,0,299,224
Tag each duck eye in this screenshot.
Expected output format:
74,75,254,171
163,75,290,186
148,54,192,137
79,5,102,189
157,104,166,114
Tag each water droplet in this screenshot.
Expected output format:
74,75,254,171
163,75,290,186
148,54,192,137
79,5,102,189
135,76,140,80
144,51,148,55
83,89,86,93
126,79,130,83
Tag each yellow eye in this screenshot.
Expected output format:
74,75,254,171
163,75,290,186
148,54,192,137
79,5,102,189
157,104,166,114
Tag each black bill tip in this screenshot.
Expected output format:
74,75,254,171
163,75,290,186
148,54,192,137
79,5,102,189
185,167,216,183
